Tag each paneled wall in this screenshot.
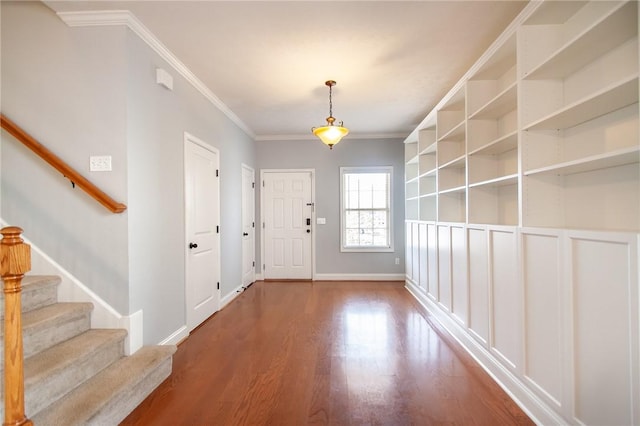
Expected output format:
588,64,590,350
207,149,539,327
405,223,638,424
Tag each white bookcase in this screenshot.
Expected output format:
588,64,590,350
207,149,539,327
404,0,639,232
404,1,639,425
519,0,639,231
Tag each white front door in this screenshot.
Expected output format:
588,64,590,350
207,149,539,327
262,170,313,279
241,164,255,287
184,133,220,332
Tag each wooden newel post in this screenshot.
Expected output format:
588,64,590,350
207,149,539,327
1,227,33,426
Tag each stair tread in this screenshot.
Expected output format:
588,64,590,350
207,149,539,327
32,345,176,425
21,275,61,289
25,329,127,385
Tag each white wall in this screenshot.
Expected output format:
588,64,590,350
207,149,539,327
1,1,256,345
256,137,405,276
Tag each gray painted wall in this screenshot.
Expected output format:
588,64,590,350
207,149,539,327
1,2,255,345
1,2,131,313
256,138,405,275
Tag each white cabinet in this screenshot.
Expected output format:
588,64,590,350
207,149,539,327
404,1,639,425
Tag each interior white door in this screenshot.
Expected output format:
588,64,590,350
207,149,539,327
263,171,313,279
185,134,220,332
241,164,255,287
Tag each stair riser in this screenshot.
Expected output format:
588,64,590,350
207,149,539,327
0,277,59,318
86,357,173,426
0,285,58,319
0,313,91,361
25,336,125,417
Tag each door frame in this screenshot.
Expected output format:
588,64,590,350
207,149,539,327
184,132,221,331
260,168,316,280
241,163,256,287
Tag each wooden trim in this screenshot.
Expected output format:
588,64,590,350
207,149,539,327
1,226,33,426
0,114,127,214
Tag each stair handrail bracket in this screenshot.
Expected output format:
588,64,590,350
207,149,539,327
1,226,33,426
0,114,127,214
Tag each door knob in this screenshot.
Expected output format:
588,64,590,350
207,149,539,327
306,229,311,233
243,232,249,236
189,242,198,249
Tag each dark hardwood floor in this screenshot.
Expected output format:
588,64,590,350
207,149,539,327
121,281,533,425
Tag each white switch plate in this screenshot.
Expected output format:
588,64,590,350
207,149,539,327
317,217,326,225
90,155,112,172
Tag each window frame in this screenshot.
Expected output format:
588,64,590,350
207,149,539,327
339,166,394,253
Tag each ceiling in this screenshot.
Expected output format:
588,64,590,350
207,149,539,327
45,1,528,141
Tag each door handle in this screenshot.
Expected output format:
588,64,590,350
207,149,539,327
189,242,198,249
243,232,249,236
306,229,311,233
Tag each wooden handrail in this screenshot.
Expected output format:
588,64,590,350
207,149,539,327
1,227,33,426
0,114,127,214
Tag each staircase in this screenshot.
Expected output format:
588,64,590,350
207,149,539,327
1,274,176,425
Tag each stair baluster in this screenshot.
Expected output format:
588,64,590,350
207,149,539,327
1,227,33,426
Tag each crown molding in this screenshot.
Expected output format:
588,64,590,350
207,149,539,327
255,132,407,142
57,10,256,139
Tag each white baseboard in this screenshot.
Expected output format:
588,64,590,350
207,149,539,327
220,284,244,309
313,273,405,281
5,221,143,355
255,273,264,281
159,325,188,346
404,281,565,426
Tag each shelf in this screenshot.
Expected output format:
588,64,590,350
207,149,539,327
524,2,637,80
439,155,465,170
419,141,437,155
438,120,466,142
419,192,437,199
471,35,517,81
469,174,518,188
468,83,517,120
469,131,518,156
439,185,466,195
406,155,419,165
419,168,437,178
405,141,418,163
524,75,638,130
524,146,639,177
418,129,437,154
406,175,419,184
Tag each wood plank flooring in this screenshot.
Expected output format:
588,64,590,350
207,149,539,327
121,281,533,425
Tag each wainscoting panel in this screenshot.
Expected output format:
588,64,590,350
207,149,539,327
427,223,438,300
418,223,428,293
468,226,489,346
451,225,468,326
411,222,420,287
437,224,452,311
569,232,638,426
489,227,519,369
521,229,562,409
405,223,639,424
405,222,415,285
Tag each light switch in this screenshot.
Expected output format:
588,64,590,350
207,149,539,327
90,156,112,172
317,217,326,225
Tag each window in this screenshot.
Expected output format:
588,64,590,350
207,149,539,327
340,166,393,252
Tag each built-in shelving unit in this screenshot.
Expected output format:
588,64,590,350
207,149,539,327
519,0,639,231
404,2,639,425
404,0,638,231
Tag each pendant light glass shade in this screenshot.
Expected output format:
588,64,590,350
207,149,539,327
312,81,349,149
